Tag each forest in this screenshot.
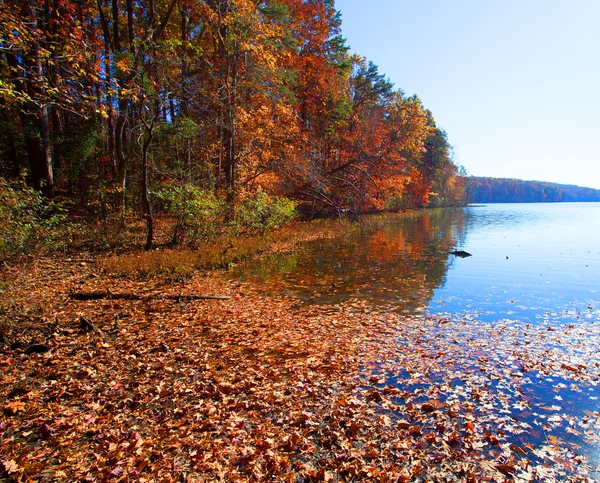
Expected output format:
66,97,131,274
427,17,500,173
466,177,600,203
0,0,465,253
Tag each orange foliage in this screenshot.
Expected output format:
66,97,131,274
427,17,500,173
0,0,464,219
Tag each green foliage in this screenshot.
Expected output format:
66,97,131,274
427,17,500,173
385,195,409,212
0,178,66,260
426,192,442,208
169,118,201,145
351,58,394,107
153,119,215,188
233,191,296,234
54,121,104,207
259,1,290,22
156,183,223,246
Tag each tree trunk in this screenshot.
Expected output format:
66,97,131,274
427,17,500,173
4,50,54,197
105,56,117,178
0,100,22,177
22,111,54,197
110,0,128,223
223,122,236,221
222,50,238,222
115,100,128,222
141,126,154,251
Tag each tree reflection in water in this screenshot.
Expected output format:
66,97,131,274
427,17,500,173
229,209,469,313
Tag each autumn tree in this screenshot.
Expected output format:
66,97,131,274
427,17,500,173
280,0,353,212
0,0,99,196
415,110,464,207
293,55,431,213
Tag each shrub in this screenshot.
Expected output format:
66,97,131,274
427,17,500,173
0,178,66,260
385,195,409,212
155,183,223,246
233,191,296,234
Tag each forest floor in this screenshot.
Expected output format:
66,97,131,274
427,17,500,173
1,227,600,482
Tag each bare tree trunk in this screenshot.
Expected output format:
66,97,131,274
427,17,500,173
105,58,117,178
139,98,158,251
141,121,155,251
115,100,128,222
179,2,191,180
111,0,129,224
5,49,54,197
221,42,238,222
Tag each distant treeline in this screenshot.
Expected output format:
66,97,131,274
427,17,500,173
466,177,600,203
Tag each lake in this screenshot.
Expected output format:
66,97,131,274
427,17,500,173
231,203,600,326
230,203,600,478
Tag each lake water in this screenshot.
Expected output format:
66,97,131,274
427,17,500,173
232,203,600,325
431,203,600,324
231,203,600,477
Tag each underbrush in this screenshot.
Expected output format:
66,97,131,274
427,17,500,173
0,178,417,282
0,178,67,261
102,218,355,280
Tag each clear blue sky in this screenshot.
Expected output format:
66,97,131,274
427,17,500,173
335,0,600,189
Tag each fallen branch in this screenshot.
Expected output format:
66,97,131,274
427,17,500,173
80,317,104,335
169,295,231,301
69,291,231,302
24,343,51,355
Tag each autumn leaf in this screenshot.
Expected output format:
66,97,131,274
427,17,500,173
0,459,19,474
510,444,527,455
496,463,516,475
3,401,25,416
39,423,55,439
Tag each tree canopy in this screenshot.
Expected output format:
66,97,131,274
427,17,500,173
0,0,465,245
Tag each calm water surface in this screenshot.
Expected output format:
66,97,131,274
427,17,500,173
430,203,600,324
232,203,600,325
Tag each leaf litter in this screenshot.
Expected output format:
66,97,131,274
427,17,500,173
1,258,599,482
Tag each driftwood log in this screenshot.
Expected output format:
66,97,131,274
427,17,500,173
69,292,231,301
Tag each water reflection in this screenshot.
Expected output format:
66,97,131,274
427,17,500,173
230,209,469,313
231,203,600,324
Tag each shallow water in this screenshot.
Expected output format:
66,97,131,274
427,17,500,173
430,203,600,324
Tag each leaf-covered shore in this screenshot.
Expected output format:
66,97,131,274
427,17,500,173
1,258,599,482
